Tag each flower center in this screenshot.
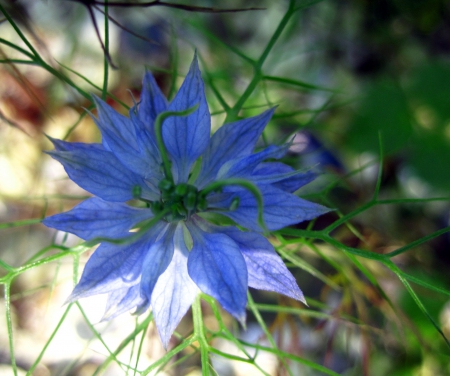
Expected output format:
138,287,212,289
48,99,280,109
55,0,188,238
151,179,207,222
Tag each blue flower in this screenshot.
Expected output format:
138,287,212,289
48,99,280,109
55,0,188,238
43,55,329,348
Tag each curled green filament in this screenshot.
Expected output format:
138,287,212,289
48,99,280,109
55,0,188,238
199,178,267,232
154,104,199,183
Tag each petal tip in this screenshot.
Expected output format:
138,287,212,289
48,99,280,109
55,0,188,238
237,312,247,329
63,291,80,306
159,332,171,351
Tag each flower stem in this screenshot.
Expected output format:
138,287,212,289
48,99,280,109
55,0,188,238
225,0,296,122
102,0,109,101
153,104,199,183
192,295,210,375
4,282,18,376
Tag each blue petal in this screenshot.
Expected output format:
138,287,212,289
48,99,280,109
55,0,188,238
130,110,163,176
196,108,275,187
216,144,288,180
47,146,157,202
92,96,139,150
220,228,305,302
102,284,145,320
43,197,153,240
252,163,317,192
67,222,167,301
187,226,247,323
162,55,210,183
211,185,330,231
47,136,104,153
138,71,168,134
273,171,316,193
140,224,176,303
93,96,160,178
151,224,199,349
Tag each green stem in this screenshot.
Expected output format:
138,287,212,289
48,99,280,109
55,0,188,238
323,200,374,234
0,37,35,59
102,0,109,100
247,293,293,376
27,304,73,375
4,283,18,376
42,60,92,101
0,4,89,101
0,59,36,65
93,312,154,376
154,105,199,182
225,0,296,122
56,61,128,108
141,337,196,375
0,4,40,58
192,295,210,375
256,0,295,70
0,218,42,229
0,260,14,272
386,226,450,258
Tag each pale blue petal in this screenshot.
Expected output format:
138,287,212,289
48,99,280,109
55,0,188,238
187,227,247,323
139,71,168,133
47,147,157,202
162,56,210,183
152,224,199,349
252,163,316,192
67,222,166,301
189,218,305,302
140,224,176,302
43,197,153,240
102,284,145,320
220,228,305,303
217,144,288,180
210,185,330,231
196,108,275,187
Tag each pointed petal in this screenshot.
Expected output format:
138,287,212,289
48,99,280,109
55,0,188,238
211,185,330,232
92,96,161,178
67,222,166,301
273,170,316,193
196,108,275,187
138,71,168,132
140,224,176,302
43,197,153,240
217,144,288,180
92,96,139,150
152,224,199,349
252,163,317,192
187,228,247,323
163,55,210,182
221,228,305,302
47,136,104,153
47,147,157,202
102,284,145,320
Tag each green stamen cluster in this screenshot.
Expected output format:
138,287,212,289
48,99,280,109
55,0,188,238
137,106,265,229
152,179,208,222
